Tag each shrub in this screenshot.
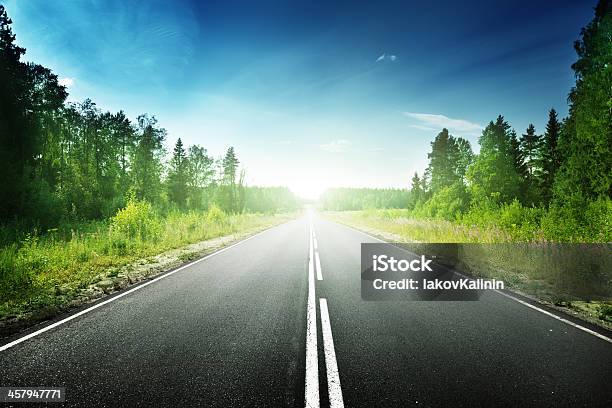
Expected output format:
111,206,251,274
110,199,160,241
206,204,227,224
541,193,608,242
414,183,470,220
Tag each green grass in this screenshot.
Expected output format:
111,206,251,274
326,209,515,243
0,202,297,327
325,209,612,329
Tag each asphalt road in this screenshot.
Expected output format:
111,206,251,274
1,214,611,407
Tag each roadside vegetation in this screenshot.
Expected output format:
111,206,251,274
0,7,299,330
0,204,295,329
322,3,612,327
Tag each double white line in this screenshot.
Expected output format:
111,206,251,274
305,219,344,408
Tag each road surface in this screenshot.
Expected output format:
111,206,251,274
1,214,611,407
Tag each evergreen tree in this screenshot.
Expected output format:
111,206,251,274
520,124,541,205
537,109,561,204
520,124,540,176
167,138,189,208
409,172,424,208
426,129,461,193
222,147,239,186
186,145,214,209
112,110,136,197
553,0,611,202
453,137,474,182
509,129,528,203
130,115,165,203
0,6,66,221
216,147,240,212
467,116,520,203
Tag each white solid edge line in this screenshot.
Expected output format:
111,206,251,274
305,221,320,408
333,221,612,344
319,298,345,408
0,225,278,353
494,290,612,344
315,251,323,281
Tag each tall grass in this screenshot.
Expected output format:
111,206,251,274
331,209,515,243
325,209,612,326
0,200,294,321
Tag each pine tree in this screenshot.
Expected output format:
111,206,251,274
538,109,561,204
467,116,520,203
216,147,240,212
222,147,239,186
409,172,424,208
426,129,461,193
453,137,474,182
167,138,189,208
130,115,165,203
186,145,214,209
0,6,66,220
509,129,528,203
553,0,611,202
520,124,541,205
520,124,540,176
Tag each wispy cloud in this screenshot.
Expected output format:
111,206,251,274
376,53,397,62
320,139,351,153
408,124,438,132
58,77,75,87
404,112,482,135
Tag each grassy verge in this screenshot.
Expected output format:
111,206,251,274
0,203,299,335
324,210,612,330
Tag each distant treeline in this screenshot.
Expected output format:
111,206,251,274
319,188,410,211
0,6,297,230
322,2,611,242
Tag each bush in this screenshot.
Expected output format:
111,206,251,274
414,183,470,220
110,199,160,241
206,204,227,224
542,195,612,242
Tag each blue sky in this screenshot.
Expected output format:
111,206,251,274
4,0,597,198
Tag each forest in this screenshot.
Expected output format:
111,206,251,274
0,6,298,234
325,1,611,244
319,188,410,211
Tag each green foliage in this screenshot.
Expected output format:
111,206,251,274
214,147,244,213
413,183,470,220
206,204,227,224
0,242,32,298
467,116,521,204
541,196,612,243
130,114,166,204
319,188,411,211
0,207,293,319
110,199,160,241
0,5,67,221
1,7,285,229
186,145,215,209
519,124,542,205
534,109,562,205
553,1,611,202
426,129,473,193
167,138,189,208
408,172,425,209
243,186,299,214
